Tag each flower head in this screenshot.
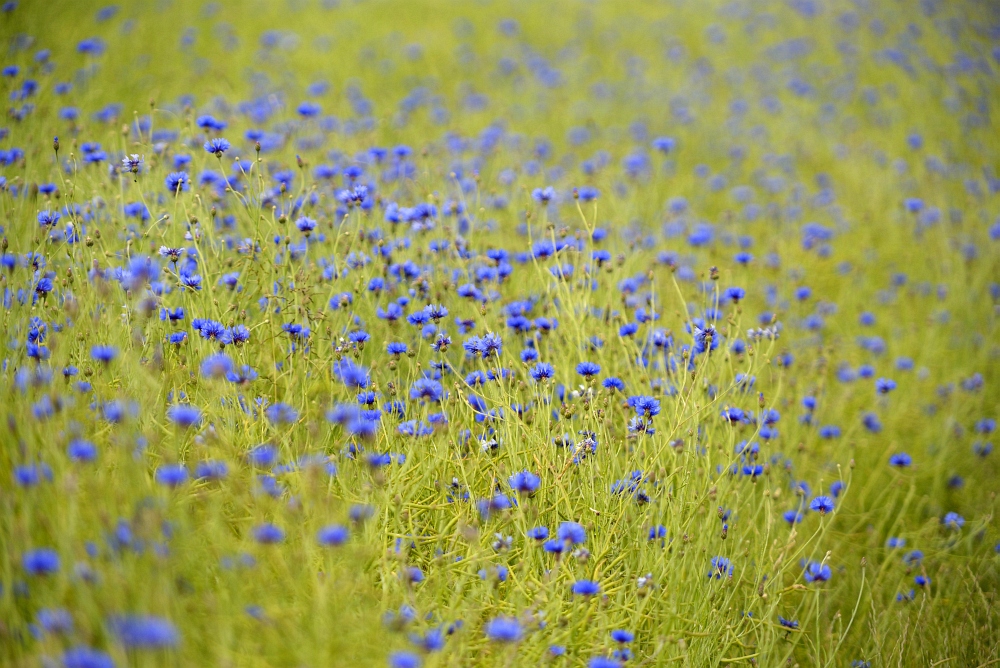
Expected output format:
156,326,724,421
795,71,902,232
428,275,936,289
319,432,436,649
165,171,189,194
509,470,541,496
557,521,586,545
109,615,179,648
708,556,733,579
803,561,832,583
204,137,230,156
23,548,60,576
484,616,522,643
166,404,201,429
809,495,835,515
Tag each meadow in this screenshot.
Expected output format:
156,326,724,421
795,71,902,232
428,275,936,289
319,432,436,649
0,0,999,665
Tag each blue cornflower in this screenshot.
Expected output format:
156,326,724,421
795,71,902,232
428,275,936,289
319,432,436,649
973,441,993,457
332,359,370,388
862,413,882,433
180,273,202,290
203,137,230,156
297,101,321,117
532,186,555,203
403,566,424,584
90,345,117,364
809,495,835,515
652,136,675,153
317,525,349,546
194,460,228,481
424,304,448,321
197,319,226,340
410,378,444,402
803,561,832,583
23,548,60,576
527,526,549,541
15,463,53,486
109,615,179,648
530,362,554,382
265,403,299,424
463,335,484,356
557,521,586,545
476,494,512,518
68,439,98,463
627,395,660,418
165,172,189,194
253,523,285,544
431,332,451,352
295,216,317,235
628,416,656,436
589,658,622,668
160,307,185,322
389,651,421,668
619,322,639,337
942,512,964,529
602,377,625,391
721,407,745,423
572,579,601,596
222,325,250,346
166,404,201,429
62,646,115,668
611,629,634,643
226,365,257,385
889,452,912,468
543,539,565,554
819,425,841,439
593,249,612,266
155,464,188,488
247,444,278,467
387,342,408,356
377,303,404,321
480,332,503,359
726,286,746,303
484,616,522,643
875,378,897,394
349,504,375,523
576,361,600,377
509,470,541,496
708,556,733,579
409,627,445,652
122,154,142,174
37,210,60,227
200,353,234,379
778,616,799,630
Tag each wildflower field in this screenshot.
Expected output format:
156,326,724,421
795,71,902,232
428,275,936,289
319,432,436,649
1,0,999,665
